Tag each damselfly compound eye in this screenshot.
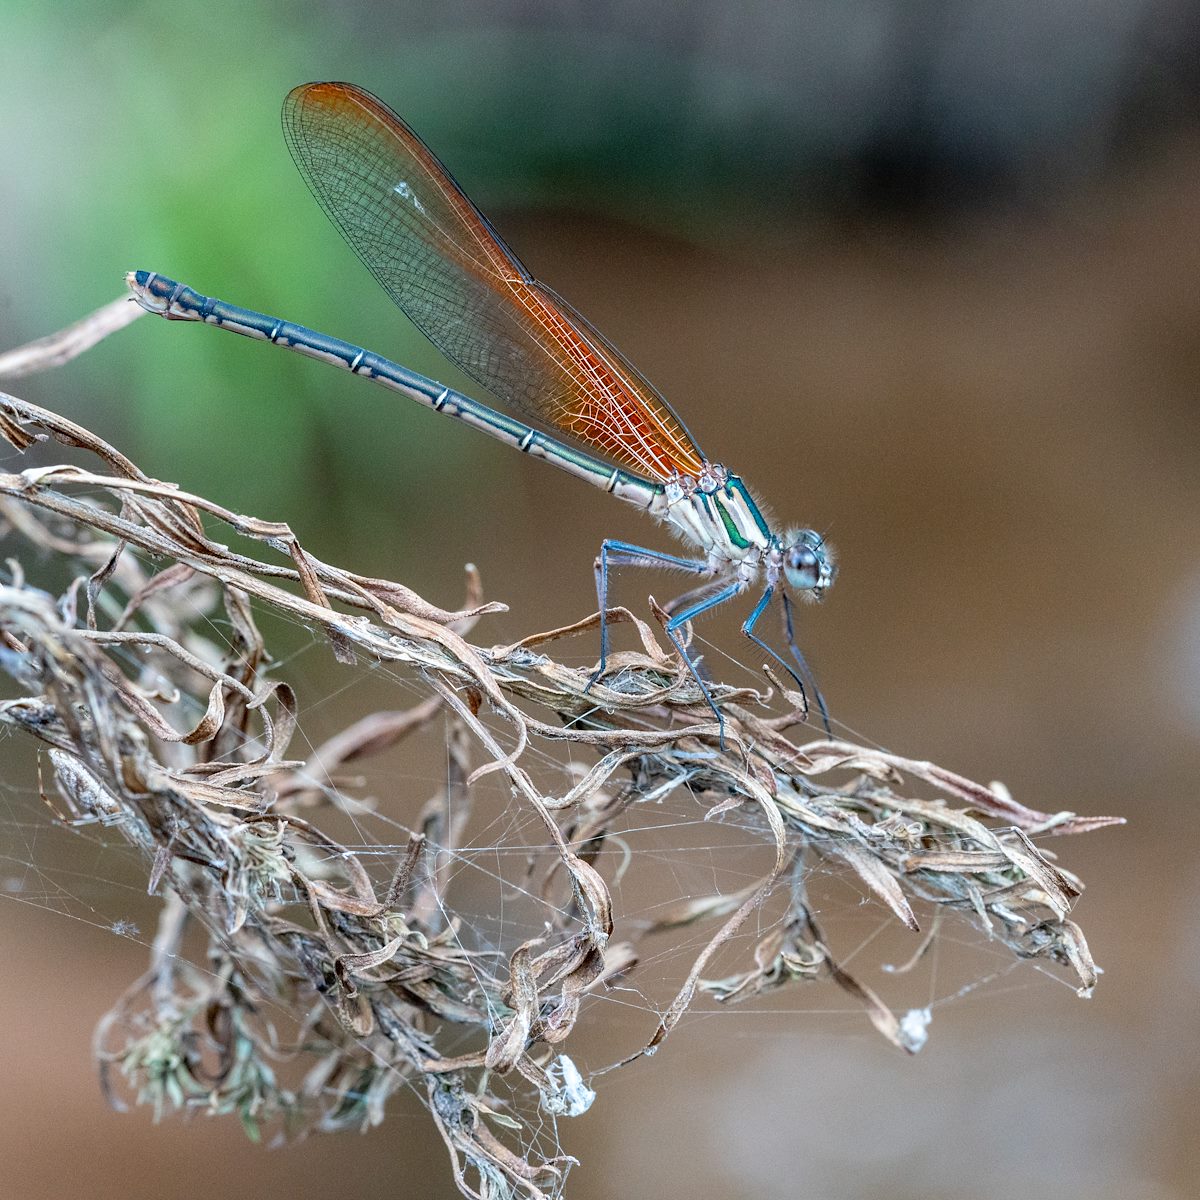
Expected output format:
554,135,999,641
784,543,821,590
783,531,835,594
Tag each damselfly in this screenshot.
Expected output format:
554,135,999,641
128,81,836,740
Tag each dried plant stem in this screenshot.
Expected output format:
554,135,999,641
0,300,1121,1199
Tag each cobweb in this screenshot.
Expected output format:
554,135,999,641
0,304,1120,1200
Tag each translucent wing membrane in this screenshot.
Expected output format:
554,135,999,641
282,82,705,482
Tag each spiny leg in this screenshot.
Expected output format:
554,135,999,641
664,579,748,744
779,589,831,733
743,587,831,734
661,575,755,683
662,576,742,622
587,539,709,689
742,586,798,695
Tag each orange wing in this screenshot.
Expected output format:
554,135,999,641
282,82,705,482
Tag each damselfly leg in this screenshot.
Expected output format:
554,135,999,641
589,539,710,686
745,587,831,733
588,539,761,742
663,579,748,742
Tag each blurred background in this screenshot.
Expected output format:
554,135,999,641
1,2,1198,1197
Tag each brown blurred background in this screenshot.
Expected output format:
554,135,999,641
1,2,1198,1198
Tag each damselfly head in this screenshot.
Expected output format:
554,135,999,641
783,529,835,598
